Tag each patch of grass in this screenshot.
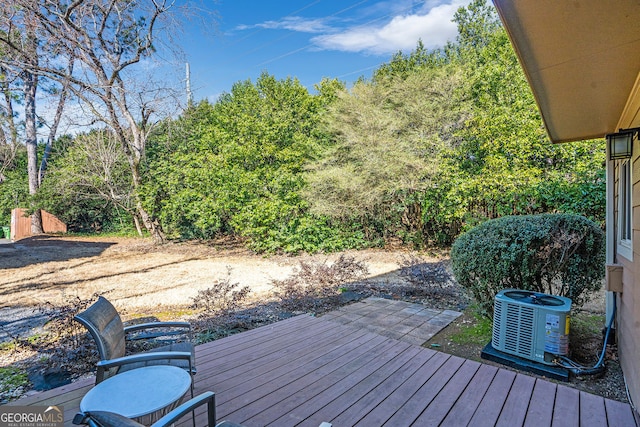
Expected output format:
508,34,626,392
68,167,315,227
569,311,606,364
450,313,492,346
66,229,142,238
0,341,14,351
571,312,605,336
0,367,29,395
126,309,196,322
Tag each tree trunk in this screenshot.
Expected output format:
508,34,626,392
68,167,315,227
2,0,173,242
132,214,143,236
137,200,164,244
31,209,43,235
0,65,19,183
130,153,165,243
39,63,72,186
24,69,43,235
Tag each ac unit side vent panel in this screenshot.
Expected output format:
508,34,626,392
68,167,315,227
504,304,534,357
492,301,503,347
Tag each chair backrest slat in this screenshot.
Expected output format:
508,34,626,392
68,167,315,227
74,296,126,361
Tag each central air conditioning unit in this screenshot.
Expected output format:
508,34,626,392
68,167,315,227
492,289,571,365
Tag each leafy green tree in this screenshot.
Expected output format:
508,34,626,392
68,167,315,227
37,131,136,233
144,74,362,252
373,40,446,82
421,0,605,243
305,60,466,246
16,0,605,254
0,148,27,225
143,100,235,239
313,0,605,247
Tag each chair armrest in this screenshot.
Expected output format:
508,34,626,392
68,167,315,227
151,391,216,427
124,321,191,334
124,322,192,341
73,411,143,427
97,351,192,370
95,352,193,383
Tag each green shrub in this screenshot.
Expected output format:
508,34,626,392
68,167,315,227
451,213,605,316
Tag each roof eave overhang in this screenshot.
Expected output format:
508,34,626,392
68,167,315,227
492,0,640,143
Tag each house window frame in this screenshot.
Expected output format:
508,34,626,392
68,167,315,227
617,158,633,260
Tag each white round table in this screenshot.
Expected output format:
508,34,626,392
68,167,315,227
80,365,192,421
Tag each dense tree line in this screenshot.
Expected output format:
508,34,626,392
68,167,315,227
0,0,185,242
0,0,604,252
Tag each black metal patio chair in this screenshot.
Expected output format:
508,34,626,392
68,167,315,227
72,391,244,427
74,296,196,387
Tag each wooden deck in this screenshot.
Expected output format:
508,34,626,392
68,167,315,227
12,315,638,426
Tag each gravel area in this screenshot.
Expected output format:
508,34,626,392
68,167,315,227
0,307,49,343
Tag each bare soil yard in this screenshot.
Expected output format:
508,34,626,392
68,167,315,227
2,235,444,347
1,235,410,315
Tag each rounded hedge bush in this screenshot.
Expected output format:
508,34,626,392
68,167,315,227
451,213,605,316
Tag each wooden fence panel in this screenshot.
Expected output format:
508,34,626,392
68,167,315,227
10,208,67,241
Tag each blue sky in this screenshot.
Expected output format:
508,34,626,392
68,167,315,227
176,0,471,102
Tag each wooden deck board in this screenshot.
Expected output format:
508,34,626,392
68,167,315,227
262,339,411,426
8,314,636,427
412,359,482,426
496,373,536,427
552,385,580,427
580,391,608,427
440,363,498,426
304,345,422,425
523,378,557,427
469,367,518,426
353,350,448,427
381,355,466,426
222,333,391,424
196,316,336,377
328,346,430,426
239,334,390,426
604,397,638,427
206,325,368,403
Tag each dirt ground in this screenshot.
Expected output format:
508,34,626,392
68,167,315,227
0,235,410,315
0,235,628,405
1,235,429,346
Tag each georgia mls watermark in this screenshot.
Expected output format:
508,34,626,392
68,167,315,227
0,406,64,427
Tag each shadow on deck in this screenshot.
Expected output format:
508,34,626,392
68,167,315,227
11,313,638,426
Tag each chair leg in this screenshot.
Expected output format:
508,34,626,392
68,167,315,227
208,394,216,427
188,359,196,427
190,376,195,427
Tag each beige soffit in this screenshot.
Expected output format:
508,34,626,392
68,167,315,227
492,0,640,143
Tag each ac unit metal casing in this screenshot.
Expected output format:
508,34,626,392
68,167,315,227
492,289,571,365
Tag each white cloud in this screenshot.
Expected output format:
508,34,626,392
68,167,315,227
237,17,331,34
312,0,471,55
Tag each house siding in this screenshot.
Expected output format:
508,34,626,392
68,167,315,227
614,120,640,419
